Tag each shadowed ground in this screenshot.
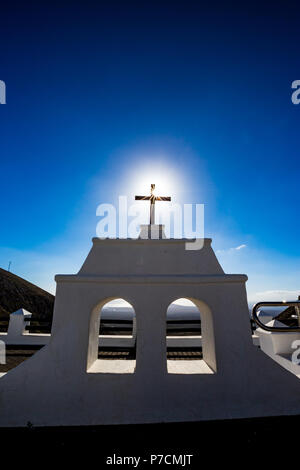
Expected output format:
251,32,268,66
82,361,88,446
0,415,298,466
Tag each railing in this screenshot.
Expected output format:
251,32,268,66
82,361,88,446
252,301,300,332
24,317,51,334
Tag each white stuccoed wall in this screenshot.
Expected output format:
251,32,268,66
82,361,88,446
1,227,300,427
0,309,51,346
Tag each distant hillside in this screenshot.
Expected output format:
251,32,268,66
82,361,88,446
0,268,54,322
276,306,299,327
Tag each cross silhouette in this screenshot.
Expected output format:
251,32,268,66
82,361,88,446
135,184,171,225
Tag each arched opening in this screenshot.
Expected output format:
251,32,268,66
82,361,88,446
87,298,136,374
166,298,216,374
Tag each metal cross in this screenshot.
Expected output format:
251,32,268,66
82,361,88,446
135,184,171,225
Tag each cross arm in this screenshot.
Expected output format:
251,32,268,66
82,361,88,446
155,196,171,201
135,196,151,200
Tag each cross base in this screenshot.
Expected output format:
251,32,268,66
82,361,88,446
139,224,166,240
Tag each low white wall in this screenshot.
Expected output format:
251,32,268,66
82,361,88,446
255,319,300,376
0,309,50,346
0,331,203,348
1,309,258,349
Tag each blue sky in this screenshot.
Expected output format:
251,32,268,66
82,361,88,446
0,1,300,303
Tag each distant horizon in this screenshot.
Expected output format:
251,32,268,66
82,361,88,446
2,264,296,312
2,239,300,307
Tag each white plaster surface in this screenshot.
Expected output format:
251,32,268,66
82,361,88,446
0,332,51,346
167,360,214,374
88,359,136,374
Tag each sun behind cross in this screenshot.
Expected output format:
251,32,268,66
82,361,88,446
135,184,171,225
